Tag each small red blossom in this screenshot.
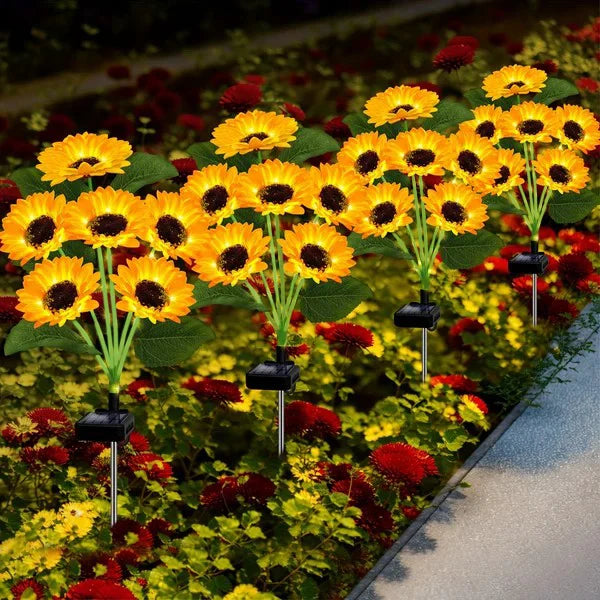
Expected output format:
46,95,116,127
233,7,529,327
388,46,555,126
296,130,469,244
430,374,478,393
171,157,197,185
243,74,266,86
573,237,600,254
80,553,122,582
125,379,156,403
402,506,422,520
315,461,353,483
200,476,240,511
544,296,580,324
285,400,341,440
39,114,76,143
500,243,530,260
316,323,374,357
448,35,479,50
283,103,306,121
532,60,558,75
127,452,172,483
577,273,600,293
20,446,70,471
0,178,21,220
502,214,530,236
0,296,22,323
220,83,262,113
11,578,45,600
65,579,135,600
182,377,242,405
448,318,485,349
331,477,376,508
155,89,182,112
0,138,37,161
370,442,438,487
324,116,351,140
512,275,549,296
128,432,150,453
101,115,135,140
576,77,599,93
177,113,205,131
282,342,310,358
134,102,165,124
107,65,131,80
357,503,394,536
28,407,71,438
417,33,441,51
558,253,594,287
111,519,153,551
464,394,489,415
433,44,475,72
506,40,524,55
113,548,140,570
147,518,173,545
238,472,276,505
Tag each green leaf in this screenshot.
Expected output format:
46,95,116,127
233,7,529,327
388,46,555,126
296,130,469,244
483,195,525,215
422,99,473,133
225,152,259,172
193,279,263,311
442,426,469,451
298,277,372,322
110,152,178,192
381,169,410,187
4,320,100,356
534,77,579,106
133,318,215,367
548,190,600,224
186,142,222,169
440,230,504,269
54,240,97,265
347,232,412,259
278,127,339,164
343,112,375,136
10,167,88,201
299,577,320,600
463,88,488,108
232,208,266,229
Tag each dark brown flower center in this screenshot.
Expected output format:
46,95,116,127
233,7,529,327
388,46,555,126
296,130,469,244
201,185,228,214
549,164,571,184
300,244,330,270
355,150,379,175
259,183,294,205
494,165,511,186
370,202,397,226
441,201,466,224
563,120,583,142
89,214,128,237
391,104,414,114
44,281,77,312
219,244,249,273
506,80,525,88
518,119,544,135
68,157,100,169
135,280,167,309
475,120,496,138
240,132,269,143
26,215,56,247
458,150,482,175
406,149,435,167
319,185,347,214
156,215,186,247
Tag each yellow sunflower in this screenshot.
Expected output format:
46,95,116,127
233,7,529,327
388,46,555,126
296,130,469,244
304,163,366,226
337,132,389,183
211,110,298,158
16,256,100,328
180,164,241,225
192,222,270,287
459,105,507,145
447,129,501,188
475,148,526,196
482,65,547,101
382,128,451,177
62,187,148,249
533,148,590,194
142,191,208,263
235,159,310,216
502,101,557,144
0,192,69,265
424,182,488,235
278,222,355,283
348,182,414,238
111,256,194,323
36,133,132,186
554,104,600,154
364,85,439,127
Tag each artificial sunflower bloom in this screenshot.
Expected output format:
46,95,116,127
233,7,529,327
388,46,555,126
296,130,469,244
364,84,439,127
502,101,557,144
111,256,195,323
533,148,590,194
424,182,488,235
477,148,526,196
305,163,365,226
192,222,270,287
383,128,451,177
447,129,501,188
211,110,298,158
143,191,208,263
554,104,600,154
36,132,132,186
235,159,310,216
180,164,241,225
337,132,389,183
279,222,355,283
458,105,507,145
0,191,68,265
16,256,100,328
482,64,547,101
62,187,148,249
349,182,414,238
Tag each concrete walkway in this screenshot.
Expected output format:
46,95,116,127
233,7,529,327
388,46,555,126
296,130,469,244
349,306,600,600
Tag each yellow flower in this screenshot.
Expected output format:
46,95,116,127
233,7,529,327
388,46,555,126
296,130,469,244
364,84,439,126
223,584,261,600
364,421,397,441
37,132,132,185
554,104,600,154
235,159,309,216
192,222,270,287
447,129,501,188
279,222,355,283
502,101,557,144
57,501,96,539
337,132,389,183
143,191,208,263
459,105,507,145
533,148,590,194
180,163,242,225
16,256,100,327
424,182,488,235
211,110,298,158
482,65,547,101
475,148,526,196
63,186,148,249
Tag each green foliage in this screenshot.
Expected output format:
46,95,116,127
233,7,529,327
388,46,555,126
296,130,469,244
10,167,89,200
110,152,178,192
533,77,579,105
347,232,412,260
193,280,264,311
278,127,339,164
484,195,525,215
440,230,504,269
548,191,600,224
422,99,473,133
343,112,375,136
187,141,259,172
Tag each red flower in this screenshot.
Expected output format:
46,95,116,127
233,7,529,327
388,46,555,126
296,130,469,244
282,342,310,358
324,116,351,140
501,214,530,236
371,442,438,487
39,113,76,143
315,323,374,357
243,74,266,86
406,81,443,96
331,477,376,508
512,275,549,296
147,518,173,545
315,461,352,482
65,579,135,600
134,102,165,123
128,432,150,453
576,77,599,93
177,113,205,132
558,229,584,244
238,472,276,505
417,33,441,51
573,236,600,254
182,377,242,405
127,452,172,483
101,115,135,140
113,548,140,569
106,65,131,80
20,446,70,471
402,506,422,520
448,35,479,50
171,157,197,185
558,253,594,287
480,256,509,275
532,59,558,75
285,401,341,440
28,407,71,438
433,44,475,72
0,178,20,220
11,578,45,599
448,318,485,349
125,379,156,403
430,374,478,393
506,40,524,55
465,394,488,415
66,439,105,464
248,274,275,296
80,553,122,581
0,138,37,161
283,103,305,121
200,476,241,511
155,90,182,112
500,243,530,259
357,503,394,535
538,295,579,324
219,83,262,113
112,519,153,551
577,273,600,294
0,296,22,323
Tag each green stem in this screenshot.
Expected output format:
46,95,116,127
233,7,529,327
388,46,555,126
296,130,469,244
96,247,114,365
118,312,133,356
265,214,282,311
391,232,410,255
106,248,120,364
90,310,110,359
115,318,140,381
72,321,110,377
274,215,286,309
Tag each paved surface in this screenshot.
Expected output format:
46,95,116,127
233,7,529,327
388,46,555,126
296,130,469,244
351,310,600,600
